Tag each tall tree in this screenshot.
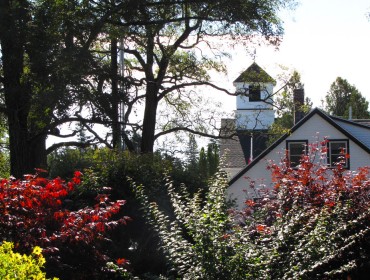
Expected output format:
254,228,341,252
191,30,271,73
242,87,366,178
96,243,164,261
111,0,295,153
0,0,119,176
207,140,219,176
186,134,198,171
1,0,295,176
325,77,370,119
198,147,208,179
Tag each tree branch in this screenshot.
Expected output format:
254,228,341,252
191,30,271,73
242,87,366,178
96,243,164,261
154,126,236,141
46,141,96,154
158,81,234,100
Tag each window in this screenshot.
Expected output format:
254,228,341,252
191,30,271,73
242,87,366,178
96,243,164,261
286,140,308,167
249,85,261,101
327,140,349,168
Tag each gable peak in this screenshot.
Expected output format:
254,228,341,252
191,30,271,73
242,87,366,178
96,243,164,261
234,62,275,84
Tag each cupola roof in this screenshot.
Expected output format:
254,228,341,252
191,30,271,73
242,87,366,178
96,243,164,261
234,62,275,84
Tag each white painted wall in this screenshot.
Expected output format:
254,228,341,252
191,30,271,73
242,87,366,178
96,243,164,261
236,109,275,130
235,83,274,110
227,113,370,209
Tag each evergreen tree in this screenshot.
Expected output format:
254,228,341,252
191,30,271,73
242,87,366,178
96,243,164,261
325,77,370,119
186,134,198,172
199,147,208,179
207,140,220,176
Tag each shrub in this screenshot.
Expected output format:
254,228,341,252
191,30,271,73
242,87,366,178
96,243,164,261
134,140,370,279
0,170,130,279
47,148,96,179
0,241,57,280
133,172,264,279
49,148,212,277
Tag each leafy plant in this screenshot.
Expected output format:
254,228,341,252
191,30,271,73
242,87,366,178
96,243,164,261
49,148,215,277
133,172,266,279
0,170,130,279
235,139,370,279
134,140,370,279
0,241,57,280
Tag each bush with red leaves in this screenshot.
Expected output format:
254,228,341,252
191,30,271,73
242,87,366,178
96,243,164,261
232,139,370,279
0,170,130,279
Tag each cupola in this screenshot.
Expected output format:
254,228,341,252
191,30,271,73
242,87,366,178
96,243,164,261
233,62,275,130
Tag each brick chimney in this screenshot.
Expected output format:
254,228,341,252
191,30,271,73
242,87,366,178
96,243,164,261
293,88,305,124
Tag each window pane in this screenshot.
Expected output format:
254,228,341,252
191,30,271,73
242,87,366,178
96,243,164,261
328,141,348,168
330,142,346,155
288,142,306,167
290,143,305,155
290,155,301,166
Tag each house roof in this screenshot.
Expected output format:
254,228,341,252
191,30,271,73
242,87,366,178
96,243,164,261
229,108,370,185
220,130,270,169
220,134,247,168
351,119,370,126
331,116,370,149
233,62,276,84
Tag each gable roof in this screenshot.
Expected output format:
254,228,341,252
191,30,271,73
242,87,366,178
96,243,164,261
229,108,370,185
233,62,276,84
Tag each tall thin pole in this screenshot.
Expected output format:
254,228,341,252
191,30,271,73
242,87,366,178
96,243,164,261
119,38,125,150
249,133,253,164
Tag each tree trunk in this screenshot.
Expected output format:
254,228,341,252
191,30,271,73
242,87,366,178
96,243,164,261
140,84,158,153
29,134,48,171
7,112,32,178
1,0,33,178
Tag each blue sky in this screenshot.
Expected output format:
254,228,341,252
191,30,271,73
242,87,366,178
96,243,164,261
220,0,370,111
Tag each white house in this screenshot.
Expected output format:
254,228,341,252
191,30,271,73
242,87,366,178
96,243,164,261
227,108,370,209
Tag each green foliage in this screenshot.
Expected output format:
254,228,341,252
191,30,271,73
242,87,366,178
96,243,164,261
0,151,10,179
47,147,95,179
268,70,312,144
186,135,199,169
184,137,220,185
105,261,136,280
0,242,57,280
198,147,208,179
133,172,228,279
0,112,10,178
48,147,212,277
134,172,267,279
325,77,370,118
207,140,220,177
267,115,292,145
196,141,220,180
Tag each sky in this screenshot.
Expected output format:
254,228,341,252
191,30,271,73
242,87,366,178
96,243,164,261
217,0,370,113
